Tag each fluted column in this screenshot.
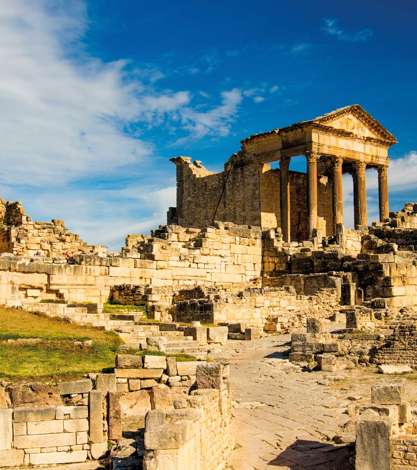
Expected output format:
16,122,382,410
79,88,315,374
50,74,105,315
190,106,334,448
280,156,291,242
333,156,344,231
354,161,367,228
378,165,389,221
307,152,318,237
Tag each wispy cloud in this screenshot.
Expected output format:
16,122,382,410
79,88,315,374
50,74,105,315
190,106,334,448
322,18,373,42
0,0,256,248
289,42,312,54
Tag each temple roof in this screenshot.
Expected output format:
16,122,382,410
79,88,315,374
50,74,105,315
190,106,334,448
242,104,397,146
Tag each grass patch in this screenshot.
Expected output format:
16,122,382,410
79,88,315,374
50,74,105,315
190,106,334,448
0,307,122,380
123,348,198,362
103,303,147,314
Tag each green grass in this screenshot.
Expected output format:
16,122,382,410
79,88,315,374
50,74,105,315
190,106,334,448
123,348,198,362
103,303,147,314
0,307,122,380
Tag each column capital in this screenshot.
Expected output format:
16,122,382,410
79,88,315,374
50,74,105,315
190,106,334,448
334,156,343,168
306,152,318,163
354,161,366,172
378,165,388,175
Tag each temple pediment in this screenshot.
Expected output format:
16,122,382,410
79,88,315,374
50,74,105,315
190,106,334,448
313,105,397,144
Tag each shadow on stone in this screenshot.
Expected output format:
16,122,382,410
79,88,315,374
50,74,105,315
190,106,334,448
268,439,354,469
264,349,290,360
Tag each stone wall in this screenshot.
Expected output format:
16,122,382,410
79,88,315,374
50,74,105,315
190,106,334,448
355,383,417,470
171,155,334,239
0,378,108,467
175,285,341,332
0,200,105,259
143,363,233,470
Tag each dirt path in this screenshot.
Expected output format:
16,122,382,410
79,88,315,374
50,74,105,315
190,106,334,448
226,336,356,470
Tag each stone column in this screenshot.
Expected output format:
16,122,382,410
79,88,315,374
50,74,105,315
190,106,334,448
378,165,389,221
280,156,291,242
354,161,367,228
333,156,344,230
307,152,318,237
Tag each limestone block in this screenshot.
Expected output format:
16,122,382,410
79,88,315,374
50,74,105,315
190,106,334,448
55,406,88,420
14,407,56,422
63,418,89,432
128,379,141,391
90,442,108,459
196,363,223,390
115,368,163,379
29,450,88,465
306,318,324,334
184,326,207,344
108,392,122,441
177,361,204,377
207,326,228,344
371,383,404,405
116,354,143,369
355,418,391,470
120,390,151,429
13,422,27,436
144,355,167,369
166,357,178,377
141,379,158,388
95,373,117,393
27,419,63,435
14,432,76,448
0,409,12,450
76,431,88,444
59,379,92,395
0,449,24,467
316,354,338,372
89,391,104,443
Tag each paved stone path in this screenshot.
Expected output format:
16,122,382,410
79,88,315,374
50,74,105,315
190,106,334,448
226,336,357,470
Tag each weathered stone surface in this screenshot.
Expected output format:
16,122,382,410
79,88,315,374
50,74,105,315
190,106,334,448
177,361,204,377
108,392,122,441
14,407,56,423
58,379,92,395
0,449,24,467
120,390,151,430
355,418,391,470
115,368,163,379
116,354,143,369
166,357,178,377
196,363,223,390
95,373,117,393
371,383,404,405
63,418,89,432
27,419,63,435
89,391,104,443
207,326,228,344
14,432,76,448
144,355,167,369
0,409,12,450
377,364,413,375
29,450,88,465
90,442,108,459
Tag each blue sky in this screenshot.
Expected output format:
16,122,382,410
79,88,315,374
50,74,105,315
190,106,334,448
1,0,417,248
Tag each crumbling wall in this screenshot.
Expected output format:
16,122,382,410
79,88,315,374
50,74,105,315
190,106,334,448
0,200,105,259
143,363,233,470
171,155,262,228
171,155,334,239
0,378,109,467
355,383,417,470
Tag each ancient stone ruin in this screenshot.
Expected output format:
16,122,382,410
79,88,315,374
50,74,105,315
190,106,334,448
2,104,417,469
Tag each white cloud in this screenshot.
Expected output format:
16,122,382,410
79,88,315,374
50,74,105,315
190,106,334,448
0,0,254,248
322,18,373,42
175,88,243,143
